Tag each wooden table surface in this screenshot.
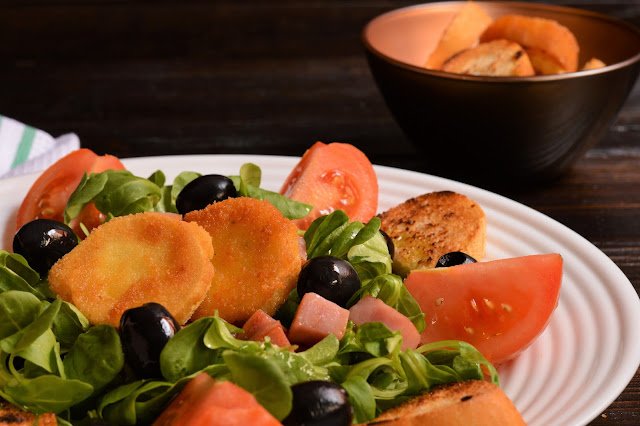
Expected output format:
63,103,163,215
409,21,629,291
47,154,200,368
1,0,639,424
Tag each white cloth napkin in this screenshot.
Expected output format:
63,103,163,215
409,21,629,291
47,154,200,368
0,114,80,179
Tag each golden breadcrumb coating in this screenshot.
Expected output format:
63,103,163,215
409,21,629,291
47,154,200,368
184,197,302,325
48,212,214,327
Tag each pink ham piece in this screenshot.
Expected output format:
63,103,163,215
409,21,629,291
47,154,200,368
241,309,291,348
349,296,421,351
242,309,277,337
288,292,350,347
252,323,291,348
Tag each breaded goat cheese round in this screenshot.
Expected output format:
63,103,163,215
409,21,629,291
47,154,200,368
184,197,303,325
48,212,214,327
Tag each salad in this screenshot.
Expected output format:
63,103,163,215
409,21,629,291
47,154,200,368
0,143,560,425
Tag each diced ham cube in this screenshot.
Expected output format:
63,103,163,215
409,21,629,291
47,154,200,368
256,325,291,348
349,296,421,350
241,309,291,347
288,292,350,347
242,309,278,339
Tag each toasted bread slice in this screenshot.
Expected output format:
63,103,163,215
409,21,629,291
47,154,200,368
378,191,486,277
582,57,606,70
366,380,525,425
49,212,214,327
185,197,303,325
480,14,579,72
424,1,493,70
0,399,57,425
526,47,567,75
442,39,534,76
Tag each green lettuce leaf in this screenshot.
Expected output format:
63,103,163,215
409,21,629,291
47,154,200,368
0,251,47,300
329,321,500,422
230,163,312,220
63,170,162,224
63,164,309,228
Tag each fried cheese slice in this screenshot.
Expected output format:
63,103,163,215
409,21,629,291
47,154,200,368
49,212,214,327
184,197,303,325
378,191,486,277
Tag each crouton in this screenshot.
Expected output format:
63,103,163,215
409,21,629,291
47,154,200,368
0,399,57,425
366,380,525,425
442,39,535,76
184,197,303,325
480,14,579,72
582,57,606,70
525,47,567,75
425,1,493,70
378,191,486,277
48,212,214,327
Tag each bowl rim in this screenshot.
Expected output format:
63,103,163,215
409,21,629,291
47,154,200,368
362,0,640,83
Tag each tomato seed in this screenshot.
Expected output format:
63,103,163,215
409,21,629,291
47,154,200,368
483,298,495,310
470,298,479,311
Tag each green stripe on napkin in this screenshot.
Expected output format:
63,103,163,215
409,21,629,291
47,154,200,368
11,125,36,168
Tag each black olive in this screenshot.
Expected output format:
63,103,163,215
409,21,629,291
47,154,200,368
13,219,78,277
283,381,353,426
436,251,477,268
379,229,395,259
297,256,360,308
119,303,180,379
175,174,237,215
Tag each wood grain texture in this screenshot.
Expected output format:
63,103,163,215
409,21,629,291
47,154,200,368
0,1,638,424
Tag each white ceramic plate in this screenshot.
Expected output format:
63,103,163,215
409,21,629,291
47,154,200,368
2,154,639,426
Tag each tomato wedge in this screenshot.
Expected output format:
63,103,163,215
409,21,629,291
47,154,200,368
152,372,281,426
280,142,378,230
16,149,125,235
404,254,563,365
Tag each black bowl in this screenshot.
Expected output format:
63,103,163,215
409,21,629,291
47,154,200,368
363,1,640,185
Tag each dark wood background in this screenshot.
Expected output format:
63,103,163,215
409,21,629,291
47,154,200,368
1,0,639,424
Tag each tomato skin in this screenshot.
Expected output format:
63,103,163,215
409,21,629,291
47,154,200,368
404,254,563,365
152,372,281,426
16,149,125,235
67,203,110,238
280,142,378,230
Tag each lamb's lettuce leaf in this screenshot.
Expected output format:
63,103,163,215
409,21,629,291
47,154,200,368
230,163,312,220
63,324,124,393
63,170,162,225
0,252,47,300
328,321,498,423
0,253,125,418
63,164,310,231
